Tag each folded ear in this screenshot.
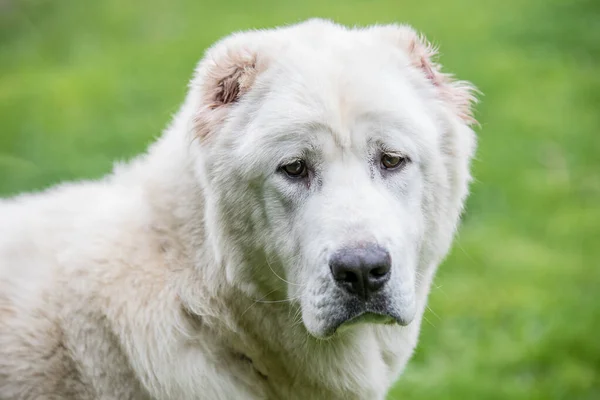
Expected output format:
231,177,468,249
202,49,259,108
369,25,478,125
193,33,270,138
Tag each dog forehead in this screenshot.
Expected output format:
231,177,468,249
250,48,436,152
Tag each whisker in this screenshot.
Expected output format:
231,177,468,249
422,315,435,328
265,256,306,287
240,288,279,317
253,297,301,304
455,237,477,265
426,305,441,321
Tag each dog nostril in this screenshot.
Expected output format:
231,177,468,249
370,266,389,278
337,270,359,283
329,244,391,300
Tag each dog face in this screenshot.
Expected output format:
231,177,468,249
194,20,476,338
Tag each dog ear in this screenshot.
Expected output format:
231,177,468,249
193,36,269,138
370,25,478,125
202,48,259,109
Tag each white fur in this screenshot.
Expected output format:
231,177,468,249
0,19,477,399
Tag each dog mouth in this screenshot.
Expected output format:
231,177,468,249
337,311,398,330
319,300,411,337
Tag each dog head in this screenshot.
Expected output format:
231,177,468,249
190,19,477,338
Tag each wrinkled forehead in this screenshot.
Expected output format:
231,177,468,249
236,46,440,163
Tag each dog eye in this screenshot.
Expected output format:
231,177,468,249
381,154,407,170
281,160,307,178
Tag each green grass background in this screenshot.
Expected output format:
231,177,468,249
1,0,599,398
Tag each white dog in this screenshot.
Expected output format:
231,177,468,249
0,19,477,399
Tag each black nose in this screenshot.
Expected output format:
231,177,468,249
329,244,391,300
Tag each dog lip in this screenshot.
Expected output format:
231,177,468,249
344,311,397,325
308,292,414,338
322,308,406,337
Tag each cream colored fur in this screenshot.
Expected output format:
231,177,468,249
0,19,477,399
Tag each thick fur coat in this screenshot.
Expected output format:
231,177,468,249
0,19,477,399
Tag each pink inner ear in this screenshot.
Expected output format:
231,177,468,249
201,47,259,110
214,68,244,106
404,34,477,125
420,55,438,86
194,51,261,138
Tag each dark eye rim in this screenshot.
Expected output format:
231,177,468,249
380,153,410,170
280,159,308,178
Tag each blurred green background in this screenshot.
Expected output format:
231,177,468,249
1,0,599,398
